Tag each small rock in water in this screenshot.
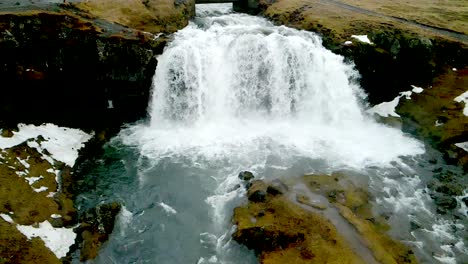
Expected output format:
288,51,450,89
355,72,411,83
431,193,457,213
238,171,254,181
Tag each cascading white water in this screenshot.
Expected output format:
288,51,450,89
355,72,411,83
107,4,467,264
130,6,423,169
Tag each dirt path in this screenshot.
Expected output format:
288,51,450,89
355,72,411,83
323,0,468,43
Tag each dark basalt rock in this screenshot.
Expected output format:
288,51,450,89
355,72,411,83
74,202,121,262
233,226,305,253
431,192,458,214
0,11,166,131
249,189,268,202
239,171,255,181
462,197,468,207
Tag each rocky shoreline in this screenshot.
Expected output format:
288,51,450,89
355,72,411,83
1,0,467,263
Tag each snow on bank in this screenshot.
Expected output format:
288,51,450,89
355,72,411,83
455,142,468,152
367,96,401,117
0,123,92,167
16,221,76,259
367,86,424,117
351,35,373,44
0,213,14,224
454,91,468,116
0,214,76,259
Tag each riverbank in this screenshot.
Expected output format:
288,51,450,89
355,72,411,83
0,0,195,261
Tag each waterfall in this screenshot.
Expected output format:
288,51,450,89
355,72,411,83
128,5,423,169
98,4,465,264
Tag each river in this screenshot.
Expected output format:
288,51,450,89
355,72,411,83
72,4,467,264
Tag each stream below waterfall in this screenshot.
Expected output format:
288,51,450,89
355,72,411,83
72,4,467,264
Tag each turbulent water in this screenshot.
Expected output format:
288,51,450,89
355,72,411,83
75,4,467,264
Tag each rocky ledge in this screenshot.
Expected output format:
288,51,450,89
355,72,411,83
0,0,195,131
233,172,418,263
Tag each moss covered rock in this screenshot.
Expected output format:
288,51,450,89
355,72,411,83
233,175,419,264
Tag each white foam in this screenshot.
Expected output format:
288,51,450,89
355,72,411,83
119,206,133,227
454,91,468,116
351,35,373,44
0,124,92,167
456,190,467,217
434,255,456,264
158,202,178,215
16,220,76,258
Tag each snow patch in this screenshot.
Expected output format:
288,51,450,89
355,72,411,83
456,190,467,217
455,142,468,152
25,175,44,185
0,124,92,167
411,85,424,93
16,220,76,259
344,40,352,45
16,157,30,168
159,202,178,215
351,35,373,44
0,213,14,223
367,96,401,117
16,170,28,177
33,186,48,193
454,91,468,116
51,214,61,219
368,87,425,118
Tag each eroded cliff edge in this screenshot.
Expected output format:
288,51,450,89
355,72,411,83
0,0,195,262
0,0,195,131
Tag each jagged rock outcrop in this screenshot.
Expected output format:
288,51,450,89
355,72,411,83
75,202,121,262
0,0,195,130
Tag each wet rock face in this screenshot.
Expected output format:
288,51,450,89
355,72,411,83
75,202,121,261
238,171,255,181
0,11,166,130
